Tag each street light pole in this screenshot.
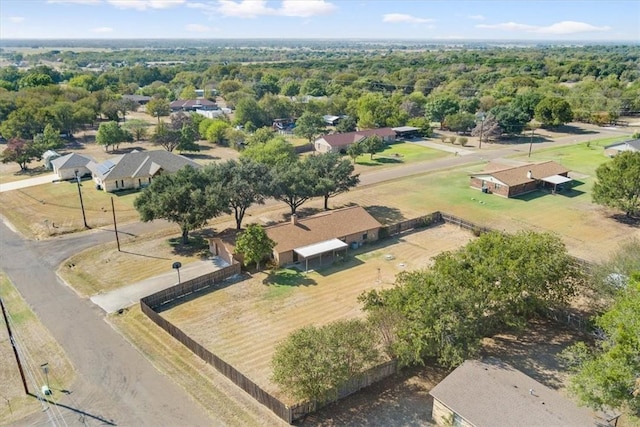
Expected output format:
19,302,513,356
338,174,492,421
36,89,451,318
476,112,486,150
528,127,535,158
74,170,88,229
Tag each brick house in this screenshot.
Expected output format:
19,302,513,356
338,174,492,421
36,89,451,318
470,161,571,198
265,206,382,270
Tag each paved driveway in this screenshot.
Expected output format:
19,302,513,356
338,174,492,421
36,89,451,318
90,257,230,313
0,173,57,192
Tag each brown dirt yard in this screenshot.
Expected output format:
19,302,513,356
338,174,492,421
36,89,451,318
162,224,475,405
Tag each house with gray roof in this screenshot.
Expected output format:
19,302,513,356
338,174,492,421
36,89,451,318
51,153,96,180
604,138,640,157
430,359,614,427
314,128,397,153
89,150,200,192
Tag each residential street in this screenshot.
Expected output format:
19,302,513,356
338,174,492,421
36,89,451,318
0,123,631,425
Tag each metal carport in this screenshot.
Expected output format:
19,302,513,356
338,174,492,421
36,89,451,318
294,239,348,272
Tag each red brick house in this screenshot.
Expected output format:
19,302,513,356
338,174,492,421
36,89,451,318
314,128,397,153
470,161,571,198
265,206,382,270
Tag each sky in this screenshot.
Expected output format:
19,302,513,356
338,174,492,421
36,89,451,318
1,0,638,41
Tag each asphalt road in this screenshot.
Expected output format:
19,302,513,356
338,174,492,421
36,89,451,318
0,123,630,426
0,221,212,426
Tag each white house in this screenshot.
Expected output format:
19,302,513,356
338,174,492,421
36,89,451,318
51,153,95,180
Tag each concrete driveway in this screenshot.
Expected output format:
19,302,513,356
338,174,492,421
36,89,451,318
0,173,57,192
90,257,231,313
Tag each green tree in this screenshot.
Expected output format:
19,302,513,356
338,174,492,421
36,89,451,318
234,97,267,129
0,137,39,170
245,127,275,146
18,73,53,89
0,107,44,139
281,80,300,97
269,160,317,214
272,319,380,403
346,139,365,163
122,119,149,141
407,117,433,137
362,135,385,160
204,120,231,145
146,97,171,123
33,124,64,153
443,112,476,134
424,95,460,129
306,152,360,210
134,166,229,244
240,137,296,168
491,104,530,134
151,121,181,152
96,121,132,152
234,224,275,269
561,273,640,420
216,159,270,230
335,115,357,133
300,78,326,97
179,84,197,100
593,151,640,218
293,111,325,143
534,97,574,127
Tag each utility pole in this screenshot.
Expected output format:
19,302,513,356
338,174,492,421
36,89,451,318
0,297,28,395
476,112,486,149
528,127,535,158
111,197,121,252
75,170,88,229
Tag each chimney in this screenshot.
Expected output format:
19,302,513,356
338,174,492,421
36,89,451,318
527,170,533,179
291,213,298,225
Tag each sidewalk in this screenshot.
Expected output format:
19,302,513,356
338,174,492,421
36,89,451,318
90,257,230,313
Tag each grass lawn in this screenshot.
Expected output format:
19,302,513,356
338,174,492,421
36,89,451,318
0,180,140,239
354,141,449,167
162,224,474,404
0,272,75,425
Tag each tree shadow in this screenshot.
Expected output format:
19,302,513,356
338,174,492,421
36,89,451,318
262,268,317,286
364,205,405,224
552,124,598,135
609,213,640,228
313,255,365,276
296,206,325,218
169,231,214,258
12,166,49,177
494,135,550,145
185,152,219,161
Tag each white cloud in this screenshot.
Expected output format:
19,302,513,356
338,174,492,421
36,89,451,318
9,16,25,23
47,0,101,4
205,0,336,18
106,0,186,10
92,26,113,33
468,14,485,21
382,13,433,24
185,23,216,32
477,20,610,35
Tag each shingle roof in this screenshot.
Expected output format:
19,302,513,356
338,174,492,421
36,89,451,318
51,153,95,170
430,359,608,427
92,150,200,180
170,99,217,109
265,206,382,253
317,127,396,148
604,138,640,151
474,161,569,187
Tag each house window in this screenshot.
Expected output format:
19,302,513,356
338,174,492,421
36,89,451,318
362,232,368,240
121,180,124,188
494,183,501,189
115,180,118,189
148,177,151,183
138,179,141,187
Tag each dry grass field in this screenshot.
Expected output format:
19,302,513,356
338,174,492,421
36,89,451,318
162,224,474,404
0,272,75,425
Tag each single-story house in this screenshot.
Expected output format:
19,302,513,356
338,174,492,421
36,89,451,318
42,150,61,170
169,99,218,112
604,138,640,157
392,126,421,139
430,359,615,427
51,153,96,180
265,206,382,270
121,94,151,105
314,128,397,153
470,161,571,198
89,150,200,192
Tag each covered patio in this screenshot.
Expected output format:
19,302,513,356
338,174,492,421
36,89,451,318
294,238,348,272
541,174,573,193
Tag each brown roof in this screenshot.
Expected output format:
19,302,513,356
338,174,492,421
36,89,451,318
265,206,382,253
318,127,396,148
430,359,610,427
475,161,569,187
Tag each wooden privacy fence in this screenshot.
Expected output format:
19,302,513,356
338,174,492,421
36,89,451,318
140,261,398,423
